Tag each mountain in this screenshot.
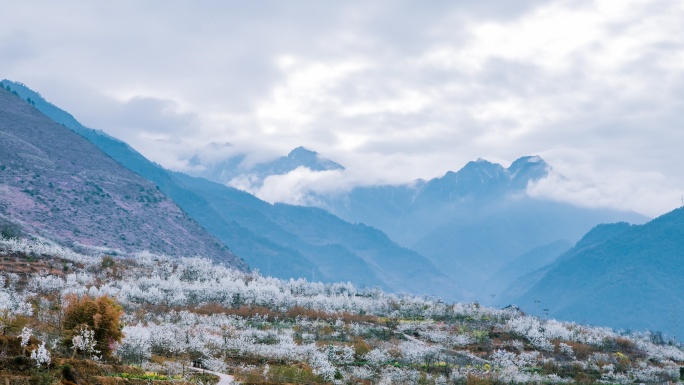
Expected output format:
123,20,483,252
257,146,344,175
485,239,573,298
495,223,635,306
412,197,645,299
415,157,539,203
170,172,464,298
509,209,684,332
188,144,343,186
318,156,558,246
0,83,245,268
5,80,461,300
312,156,645,300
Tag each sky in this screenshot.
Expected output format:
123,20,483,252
2,0,683,217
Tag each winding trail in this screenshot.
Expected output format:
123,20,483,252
189,366,235,384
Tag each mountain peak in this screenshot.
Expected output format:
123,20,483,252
288,146,316,157
416,156,550,203
507,155,549,189
275,146,344,173
463,158,503,171
525,155,543,163
509,155,546,168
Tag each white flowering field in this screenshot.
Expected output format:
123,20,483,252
1,237,683,384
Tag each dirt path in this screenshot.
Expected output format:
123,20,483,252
189,367,235,384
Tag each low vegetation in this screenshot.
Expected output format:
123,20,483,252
1,237,683,384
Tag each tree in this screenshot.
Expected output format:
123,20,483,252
30,341,51,368
62,295,123,358
71,325,98,359
117,325,151,364
19,326,32,355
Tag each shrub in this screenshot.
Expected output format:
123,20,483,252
62,294,124,358
0,220,23,239
61,363,76,382
100,256,115,269
353,337,371,358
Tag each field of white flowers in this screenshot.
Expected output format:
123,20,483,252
1,237,683,384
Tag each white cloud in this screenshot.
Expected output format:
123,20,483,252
2,0,684,216
247,168,350,206
256,59,370,130
527,149,682,217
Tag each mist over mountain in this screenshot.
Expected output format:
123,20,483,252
5,80,461,300
188,143,344,188
508,208,684,333
304,155,644,300
132,90,647,302
0,83,244,268
176,136,647,302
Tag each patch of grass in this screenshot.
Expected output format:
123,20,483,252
187,371,221,385
235,363,327,384
110,371,174,381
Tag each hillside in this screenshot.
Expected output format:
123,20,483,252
1,238,683,385
170,172,462,298
510,207,684,333
485,239,573,297
411,198,640,300
0,84,244,268
4,80,460,300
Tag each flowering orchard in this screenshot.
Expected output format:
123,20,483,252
1,237,683,384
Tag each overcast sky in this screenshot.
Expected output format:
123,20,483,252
2,0,683,217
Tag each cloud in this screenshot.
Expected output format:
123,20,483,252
242,168,350,206
527,153,682,217
2,0,683,216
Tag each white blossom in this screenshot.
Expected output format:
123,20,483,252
71,326,98,358
30,342,51,368
19,326,32,348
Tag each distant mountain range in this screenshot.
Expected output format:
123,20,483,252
157,97,648,301
188,143,343,187
0,83,245,269
506,207,684,334
3,80,462,300
265,155,642,300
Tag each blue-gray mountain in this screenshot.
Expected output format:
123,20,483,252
176,144,647,301
312,157,645,300
5,80,462,300
168,106,648,302
506,207,684,334
0,83,245,269
188,143,343,186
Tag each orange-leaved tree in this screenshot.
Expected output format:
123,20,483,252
62,294,123,359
